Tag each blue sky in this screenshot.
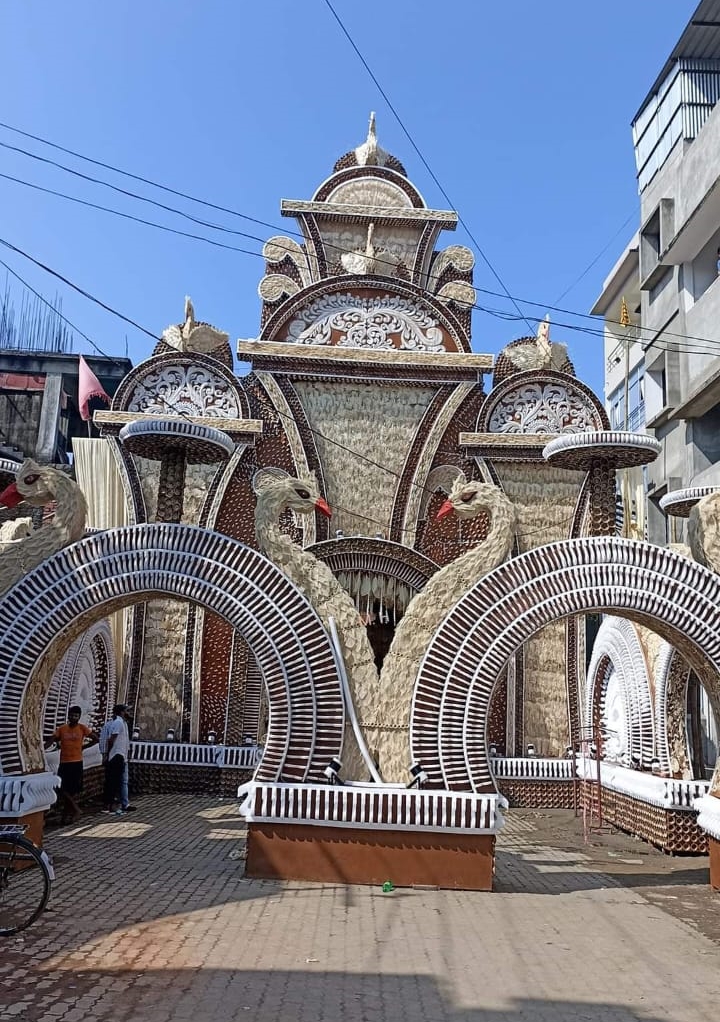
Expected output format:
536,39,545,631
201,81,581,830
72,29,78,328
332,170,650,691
0,1,694,395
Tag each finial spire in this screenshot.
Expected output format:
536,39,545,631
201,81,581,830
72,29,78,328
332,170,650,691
619,296,630,327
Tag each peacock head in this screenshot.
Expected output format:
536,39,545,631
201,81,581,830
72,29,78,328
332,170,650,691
0,459,57,508
436,474,511,523
253,468,331,519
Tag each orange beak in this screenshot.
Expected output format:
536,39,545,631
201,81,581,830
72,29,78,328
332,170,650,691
315,497,332,519
436,498,454,521
0,482,22,508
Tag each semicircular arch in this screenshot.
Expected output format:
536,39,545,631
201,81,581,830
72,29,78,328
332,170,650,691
585,617,653,767
411,537,720,793
0,525,343,780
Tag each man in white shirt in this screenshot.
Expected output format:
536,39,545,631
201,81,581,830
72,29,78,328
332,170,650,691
102,704,130,815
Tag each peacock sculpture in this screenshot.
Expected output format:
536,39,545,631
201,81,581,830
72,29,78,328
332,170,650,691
493,316,574,386
374,474,517,779
161,296,230,357
0,460,88,598
253,470,381,778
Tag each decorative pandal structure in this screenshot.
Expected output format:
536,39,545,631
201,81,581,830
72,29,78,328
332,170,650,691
3,120,720,890
542,431,661,536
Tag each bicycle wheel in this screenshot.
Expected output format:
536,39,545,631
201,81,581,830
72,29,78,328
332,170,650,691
0,834,52,936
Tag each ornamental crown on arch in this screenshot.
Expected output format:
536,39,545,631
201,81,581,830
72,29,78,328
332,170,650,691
255,114,477,353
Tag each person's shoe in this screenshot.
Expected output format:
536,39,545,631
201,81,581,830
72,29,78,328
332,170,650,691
123,805,137,812
115,808,126,816
101,808,112,814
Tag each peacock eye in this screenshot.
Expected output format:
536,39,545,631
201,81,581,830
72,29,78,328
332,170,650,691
23,474,39,485
295,488,310,500
460,491,475,503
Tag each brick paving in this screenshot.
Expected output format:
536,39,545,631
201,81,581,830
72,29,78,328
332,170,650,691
2,796,720,1021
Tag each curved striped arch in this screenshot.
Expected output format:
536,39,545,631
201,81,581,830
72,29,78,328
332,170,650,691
585,617,654,767
411,537,720,793
0,524,343,780
44,618,117,735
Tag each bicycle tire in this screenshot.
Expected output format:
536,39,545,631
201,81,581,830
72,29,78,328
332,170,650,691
0,834,52,936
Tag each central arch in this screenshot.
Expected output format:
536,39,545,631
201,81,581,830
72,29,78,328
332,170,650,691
411,537,720,793
0,524,344,782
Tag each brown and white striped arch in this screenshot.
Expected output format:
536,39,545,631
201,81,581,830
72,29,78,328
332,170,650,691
0,525,343,781
411,537,720,793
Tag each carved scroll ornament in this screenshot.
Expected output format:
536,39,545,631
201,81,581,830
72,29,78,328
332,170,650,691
488,382,599,434
127,366,241,419
286,292,444,352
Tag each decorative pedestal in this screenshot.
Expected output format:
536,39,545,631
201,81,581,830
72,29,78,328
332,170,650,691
709,836,720,891
241,782,505,891
695,794,720,889
247,823,495,890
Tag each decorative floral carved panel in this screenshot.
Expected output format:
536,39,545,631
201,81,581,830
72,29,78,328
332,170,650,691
127,366,241,418
286,292,445,351
488,383,600,433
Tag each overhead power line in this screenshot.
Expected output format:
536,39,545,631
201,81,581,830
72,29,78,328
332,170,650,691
320,0,535,334
0,171,264,257
2,123,718,353
0,121,285,235
0,234,703,543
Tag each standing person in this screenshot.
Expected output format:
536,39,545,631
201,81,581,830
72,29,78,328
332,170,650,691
45,706,97,824
102,704,130,815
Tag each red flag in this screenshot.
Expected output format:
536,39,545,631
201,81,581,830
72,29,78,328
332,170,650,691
78,355,111,421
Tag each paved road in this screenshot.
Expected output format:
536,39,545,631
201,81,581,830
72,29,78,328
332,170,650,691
2,797,720,1021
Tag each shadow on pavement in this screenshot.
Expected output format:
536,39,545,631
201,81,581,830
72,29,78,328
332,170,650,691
0,966,691,1022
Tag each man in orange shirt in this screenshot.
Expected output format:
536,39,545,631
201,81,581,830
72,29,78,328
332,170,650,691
45,706,98,823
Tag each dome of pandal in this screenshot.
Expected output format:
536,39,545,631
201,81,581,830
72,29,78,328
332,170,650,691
332,112,408,177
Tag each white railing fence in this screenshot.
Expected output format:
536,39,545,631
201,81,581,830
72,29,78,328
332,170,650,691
129,741,262,770
490,757,574,780
240,781,507,835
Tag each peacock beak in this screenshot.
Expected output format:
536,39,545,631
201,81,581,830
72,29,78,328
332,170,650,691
0,482,22,508
436,498,454,521
314,497,332,519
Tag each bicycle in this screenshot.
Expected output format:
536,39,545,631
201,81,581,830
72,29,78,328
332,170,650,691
0,824,54,936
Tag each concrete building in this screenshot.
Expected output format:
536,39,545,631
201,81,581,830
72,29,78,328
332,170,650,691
595,0,720,543
0,350,131,465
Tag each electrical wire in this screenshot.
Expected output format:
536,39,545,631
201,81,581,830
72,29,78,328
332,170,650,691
553,211,637,304
0,140,272,246
0,121,287,235
0,236,637,544
320,0,535,334
4,155,719,356
0,171,264,257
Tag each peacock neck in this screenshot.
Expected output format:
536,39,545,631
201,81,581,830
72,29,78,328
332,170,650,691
49,473,88,543
428,495,514,596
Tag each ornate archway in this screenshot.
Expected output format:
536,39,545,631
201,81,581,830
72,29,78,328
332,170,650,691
44,618,117,736
411,537,720,793
585,617,654,767
0,524,343,782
